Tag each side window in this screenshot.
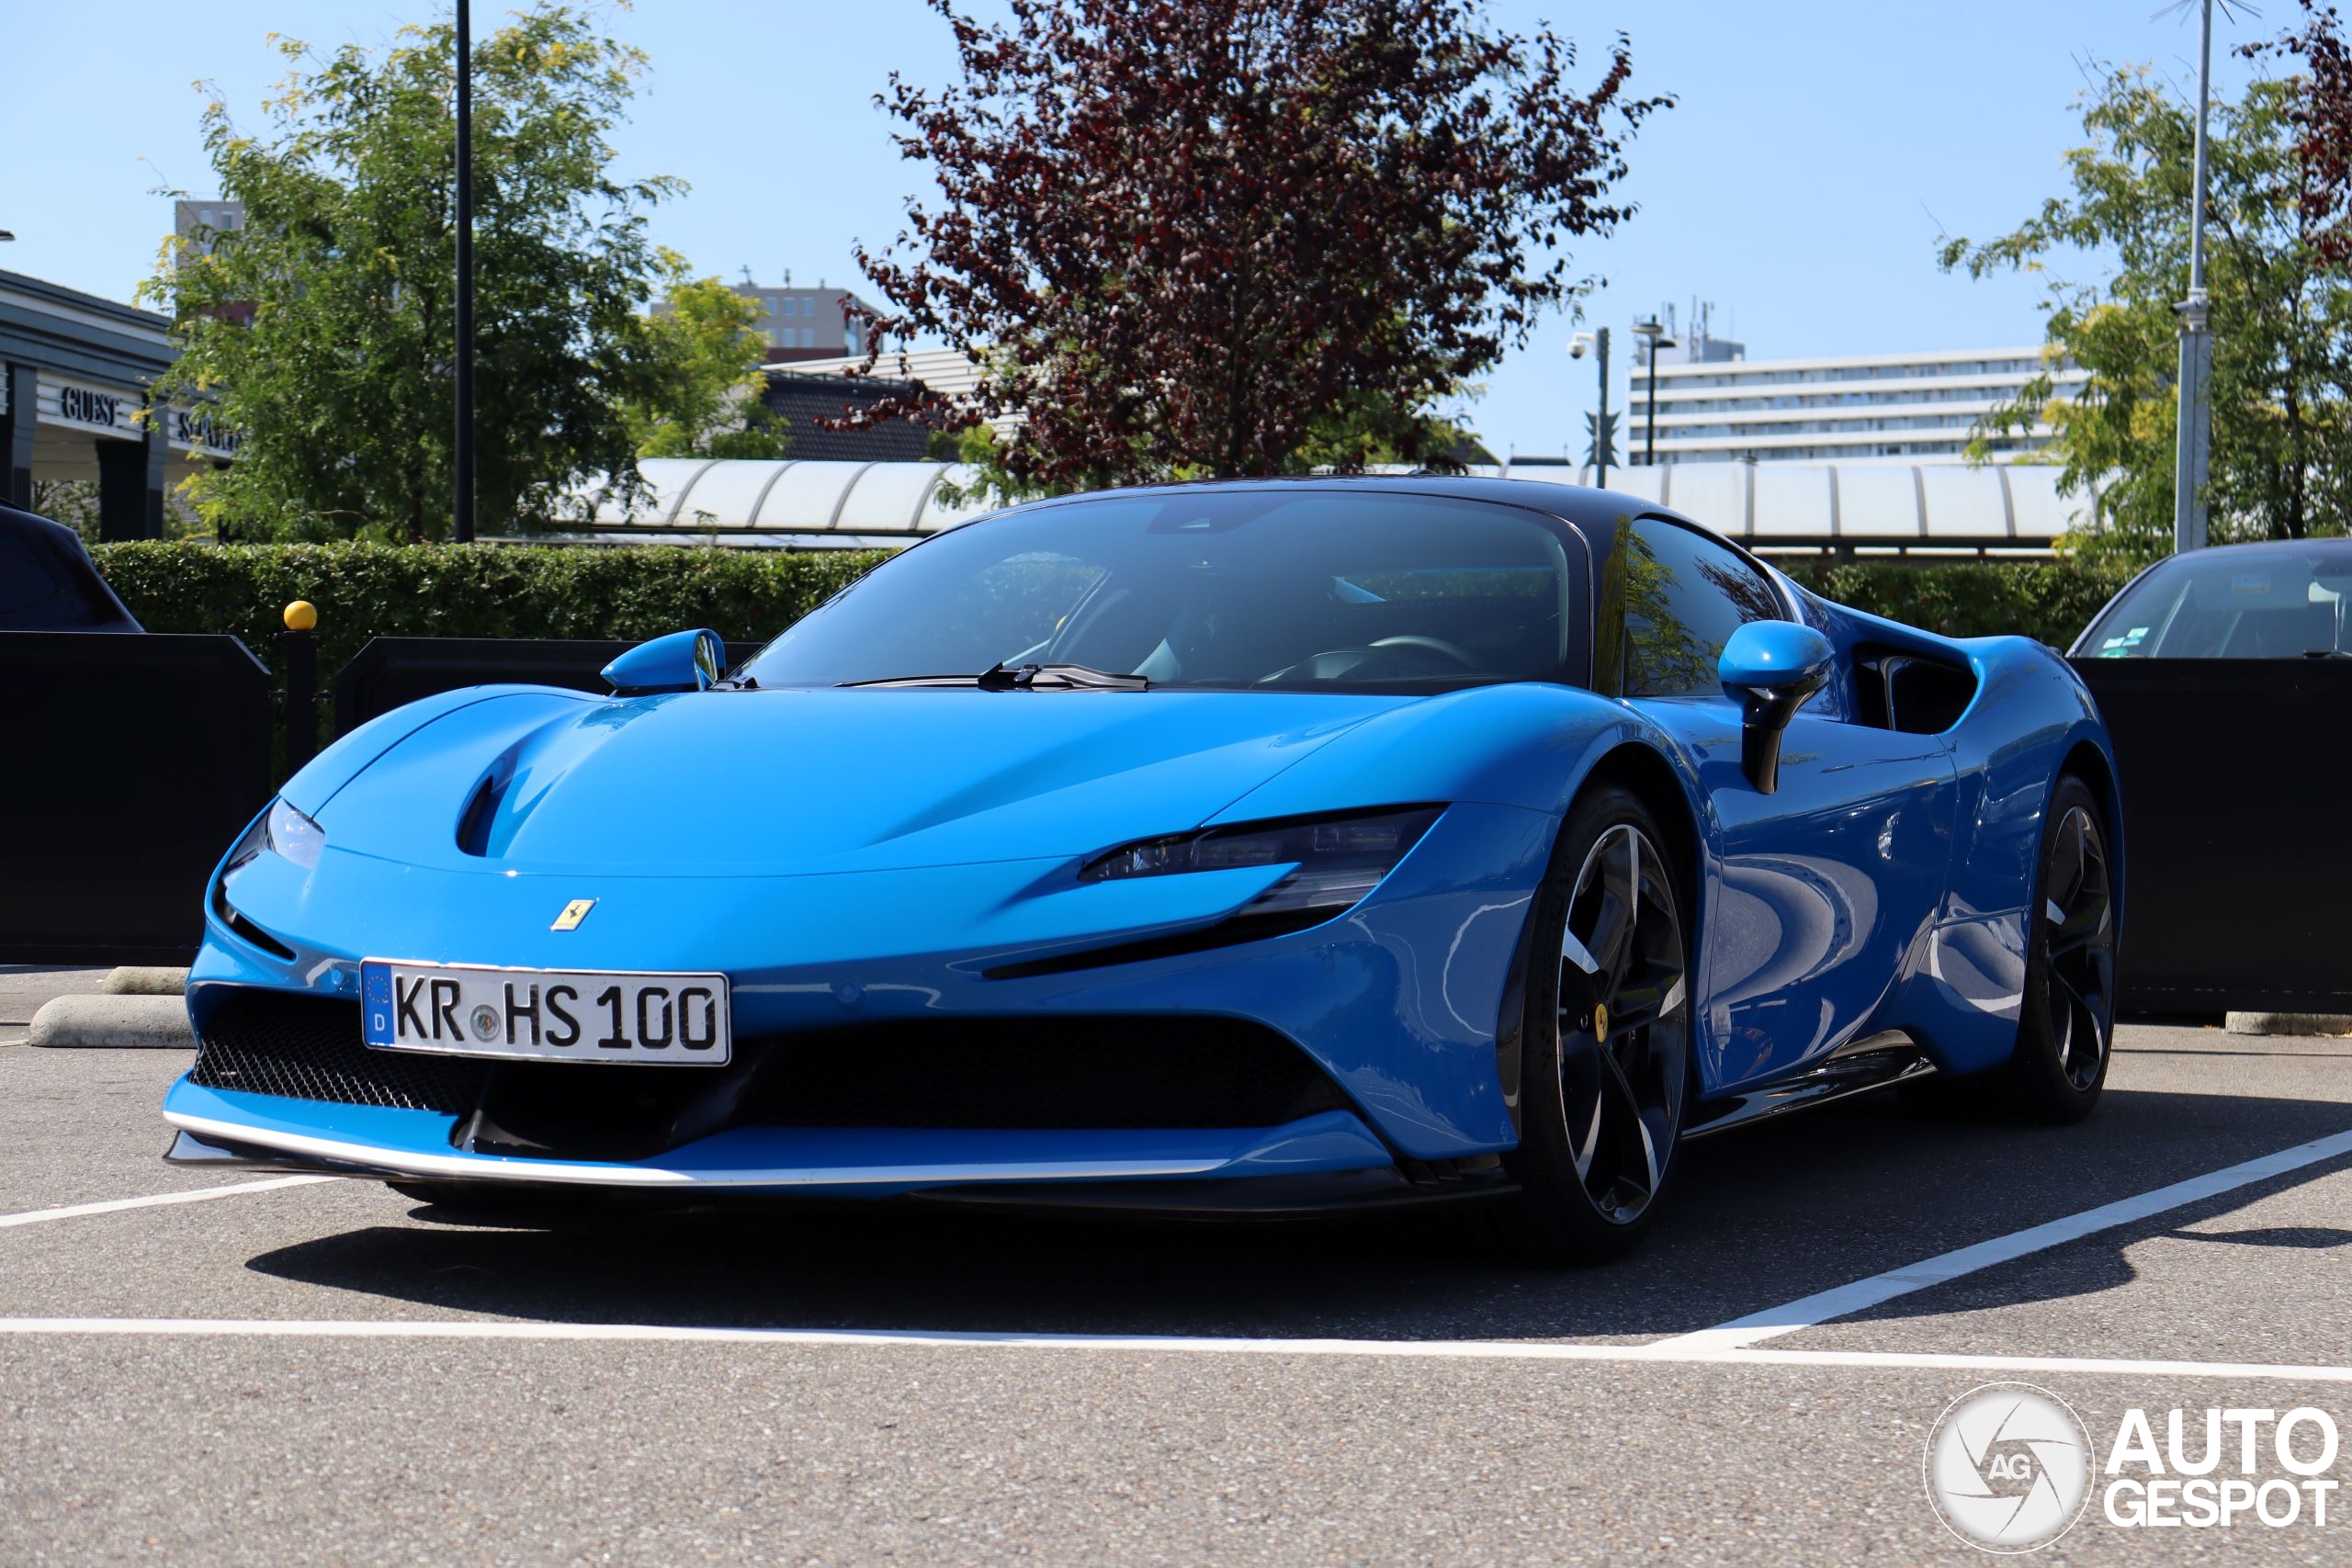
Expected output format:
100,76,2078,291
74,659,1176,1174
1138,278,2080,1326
1621,519,1785,697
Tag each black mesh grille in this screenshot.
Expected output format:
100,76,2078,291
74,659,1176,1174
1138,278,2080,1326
187,988,1352,1144
746,1016,1350,1130
190,990,488,1114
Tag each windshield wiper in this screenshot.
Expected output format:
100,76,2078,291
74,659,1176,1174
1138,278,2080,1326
841,661,1149,691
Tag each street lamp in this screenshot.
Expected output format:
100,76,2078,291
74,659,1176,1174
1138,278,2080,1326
1631,317,1676,466
1569,327,1612,488
2171,0,2217,554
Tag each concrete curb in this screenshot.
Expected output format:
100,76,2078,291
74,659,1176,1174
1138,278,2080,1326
101,966,190,997
2226,1011,2352,1038
27,994,197,1049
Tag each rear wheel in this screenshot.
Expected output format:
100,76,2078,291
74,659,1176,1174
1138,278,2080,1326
2003,774,2117,1122
1497,786,1693,1263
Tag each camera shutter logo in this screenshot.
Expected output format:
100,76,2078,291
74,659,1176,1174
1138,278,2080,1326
1924,1383,2093,1552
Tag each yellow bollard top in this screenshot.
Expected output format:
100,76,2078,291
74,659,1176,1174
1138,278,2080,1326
283,600,319,632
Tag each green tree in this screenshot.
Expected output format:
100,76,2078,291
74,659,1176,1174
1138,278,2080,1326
1939,63,2352,563
146,6,684,542
631,256,793,459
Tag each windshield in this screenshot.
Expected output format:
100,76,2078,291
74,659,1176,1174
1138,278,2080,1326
741,489,1584,693
2081,543,2352,659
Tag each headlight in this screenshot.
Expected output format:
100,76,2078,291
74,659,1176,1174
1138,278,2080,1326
226,797,327,874
1081,806,1442,918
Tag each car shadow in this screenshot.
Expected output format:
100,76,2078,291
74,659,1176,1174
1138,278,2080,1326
243,1086,2352,1342
2163,1224,2352,1249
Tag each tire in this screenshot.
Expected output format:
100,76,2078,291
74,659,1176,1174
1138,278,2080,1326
2002,773,2117,1122
1495,785,1695,1264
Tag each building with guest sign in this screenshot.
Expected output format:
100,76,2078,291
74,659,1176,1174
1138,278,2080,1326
0,263,239,538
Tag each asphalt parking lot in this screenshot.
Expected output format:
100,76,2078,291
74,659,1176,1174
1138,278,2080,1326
3,965,2349,1565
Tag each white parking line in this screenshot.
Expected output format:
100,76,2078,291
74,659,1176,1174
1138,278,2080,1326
0,1176,337,1231
1656,1126,2352,1355
0,1316,2344,1384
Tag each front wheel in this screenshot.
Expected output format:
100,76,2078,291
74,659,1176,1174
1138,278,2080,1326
1497,786,1693,1264
2003,774,2117,1122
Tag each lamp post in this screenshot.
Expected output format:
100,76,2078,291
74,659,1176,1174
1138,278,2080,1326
453,0,477,545
1631,317,1676,466
1570,327,1612,488
2172,0,2216,554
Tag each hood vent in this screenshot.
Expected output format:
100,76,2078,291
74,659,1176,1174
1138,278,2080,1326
455,761,515,857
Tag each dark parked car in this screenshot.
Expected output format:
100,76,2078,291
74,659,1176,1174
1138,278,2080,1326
2074,538,2352,660
2069,538,2352,1016
0,501,141,633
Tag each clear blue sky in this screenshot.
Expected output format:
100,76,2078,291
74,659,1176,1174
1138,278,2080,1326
0,0,2267,460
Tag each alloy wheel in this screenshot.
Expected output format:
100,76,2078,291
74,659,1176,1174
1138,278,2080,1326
1555,823,1690,1225
2041,803,2116,1092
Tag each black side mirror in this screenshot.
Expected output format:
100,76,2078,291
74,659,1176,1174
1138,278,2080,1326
1717,622,1835,794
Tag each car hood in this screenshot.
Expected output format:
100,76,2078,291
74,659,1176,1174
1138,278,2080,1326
316,687,1411,876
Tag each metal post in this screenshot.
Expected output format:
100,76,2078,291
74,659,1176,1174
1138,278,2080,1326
453,0,477,544
4,363,40,509
1595,326,1611,490
2172,0,2215,553
1632,317,1675,467
282,601,320,775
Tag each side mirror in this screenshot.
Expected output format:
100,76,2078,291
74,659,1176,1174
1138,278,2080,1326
602,628,726,695
1718,622,1834,794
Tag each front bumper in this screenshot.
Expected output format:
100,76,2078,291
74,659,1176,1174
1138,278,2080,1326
164,1084,1393,1198
169,801,1556,1193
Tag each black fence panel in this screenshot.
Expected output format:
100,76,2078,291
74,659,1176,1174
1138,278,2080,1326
1,630,273,964
334,637,632,736
2074,658,2352,1016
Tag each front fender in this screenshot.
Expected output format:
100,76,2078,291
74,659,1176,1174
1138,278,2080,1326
1209,682,1686,824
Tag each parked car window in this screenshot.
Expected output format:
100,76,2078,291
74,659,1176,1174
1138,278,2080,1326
0,530,66,615
1621,518,1785,696
2081,544,2352,659
742,490,1581,694
0,502,142,632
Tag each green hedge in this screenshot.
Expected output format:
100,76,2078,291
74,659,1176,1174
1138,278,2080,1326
90,543,890,682
86,543,2134,681
1779,558,2135,649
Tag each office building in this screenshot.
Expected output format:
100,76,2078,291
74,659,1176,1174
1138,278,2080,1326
673,277,882,364
1630,343,2086,465
173,199,244,255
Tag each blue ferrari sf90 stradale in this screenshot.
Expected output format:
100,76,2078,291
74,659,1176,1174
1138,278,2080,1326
165,479,2120,1258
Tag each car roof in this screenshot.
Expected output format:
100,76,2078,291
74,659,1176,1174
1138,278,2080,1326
0,500,143,633
2149,536,2352,558
1024,472,1647,530
1091,473,1809,614
994,472,1726,594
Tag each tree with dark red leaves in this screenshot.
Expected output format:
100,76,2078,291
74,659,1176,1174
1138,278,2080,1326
2258,2,2352,269
845,0,1666,492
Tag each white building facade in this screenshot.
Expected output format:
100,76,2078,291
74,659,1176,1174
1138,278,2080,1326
1629,346,2086,465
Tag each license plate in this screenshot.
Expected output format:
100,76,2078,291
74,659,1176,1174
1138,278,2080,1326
359,961,731,1066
